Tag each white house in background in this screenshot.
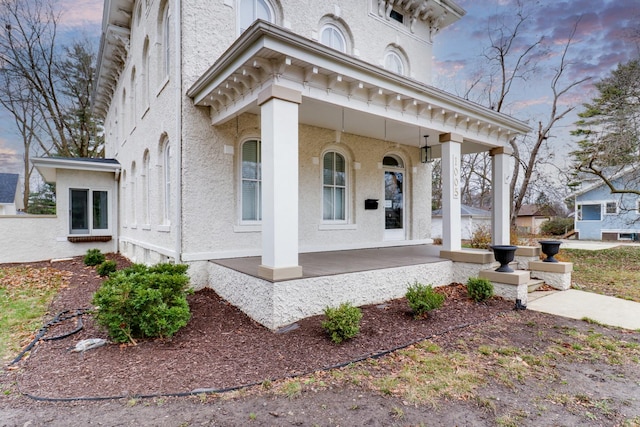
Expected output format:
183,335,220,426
0,173,24,215
22,0,531,328
432,204,491,240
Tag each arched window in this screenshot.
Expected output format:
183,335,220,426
142,150,150,225
130,67,137,124
384,51,405,75
142,38,150,109
241,139,262,221
121,170,127,226
239,0,274,34
320,24,346,52
130,161,137,225
162,138,171,224
160,2,170,80
322,151,347,221
121,88,127,139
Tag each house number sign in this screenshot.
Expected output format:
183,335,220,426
453,154,459,199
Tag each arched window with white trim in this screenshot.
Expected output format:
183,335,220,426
241,139,262,222
142,150,150,225
384,50,406,75
239,0,274,34
158,2,170,81
162,137,171,224
322,151,347,221
320,24,346,53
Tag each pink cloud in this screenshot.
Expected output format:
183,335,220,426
58,0,103,28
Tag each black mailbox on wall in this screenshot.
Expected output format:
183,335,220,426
364,199,379,210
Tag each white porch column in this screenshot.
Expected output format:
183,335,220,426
257,85,303,281
490,146,513,245
439,133,463,251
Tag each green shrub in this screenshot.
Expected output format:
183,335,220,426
467,277,494,302
84,249,106,266
92,263,192,343
470,225,491,249
540,217,574,236
96,260,117,277
321,302,362,344
405,282,445,317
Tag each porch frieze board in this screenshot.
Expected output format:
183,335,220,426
187,21,530,141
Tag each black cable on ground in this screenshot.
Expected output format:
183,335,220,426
18,308,515,403
9,308,89,366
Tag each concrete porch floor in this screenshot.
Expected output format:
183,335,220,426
212,244,445,282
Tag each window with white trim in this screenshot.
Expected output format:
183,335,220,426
69,189,109,234
605,201,618,215
241,139,262,221
577,203,601,221
384,50,405,75
323,151,347,221
142,150,150,225
239,0,274,34
162,139,171,224
161,3,170,80
320,24,346,52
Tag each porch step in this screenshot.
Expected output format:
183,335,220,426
527,279,545,293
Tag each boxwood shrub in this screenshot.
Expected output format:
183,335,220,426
405,281,445,318
322,302,362,344
92,263,192,343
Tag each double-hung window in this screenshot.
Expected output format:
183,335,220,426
70,189,109,235
323,151,346,221
241,140,262,221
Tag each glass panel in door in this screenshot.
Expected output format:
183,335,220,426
384,171,404,240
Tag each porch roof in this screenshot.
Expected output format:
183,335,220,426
32,157,121,183
212,244,444,282
187,21,531,155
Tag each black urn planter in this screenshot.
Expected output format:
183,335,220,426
539,240,562,263
491,245,518,273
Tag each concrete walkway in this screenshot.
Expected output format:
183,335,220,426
528,289,640,330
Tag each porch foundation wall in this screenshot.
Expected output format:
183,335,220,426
450,261,497,284
207,259,453,330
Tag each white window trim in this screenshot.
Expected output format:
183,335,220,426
576,203,602,222
238,138,262,225
384,49,407,76
69,188,112,236
604,201,618,215
320,23,347,53
237,0,275,36
321,149,350,225
162,141,171,225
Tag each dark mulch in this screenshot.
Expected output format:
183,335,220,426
12,255,514,400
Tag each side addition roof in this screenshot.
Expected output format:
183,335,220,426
32,157,121,183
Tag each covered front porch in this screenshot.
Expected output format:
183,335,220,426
187,21,531,283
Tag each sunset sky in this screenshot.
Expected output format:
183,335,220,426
1,0,639,178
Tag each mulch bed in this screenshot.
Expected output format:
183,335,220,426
10,255,515,400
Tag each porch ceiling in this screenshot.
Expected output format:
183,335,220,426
187,21,531,154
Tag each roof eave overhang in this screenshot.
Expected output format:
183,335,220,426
187,21,531,146
32,158,121,183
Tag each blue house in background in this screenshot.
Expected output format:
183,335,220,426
572,169,640,241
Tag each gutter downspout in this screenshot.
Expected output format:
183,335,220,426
174,0,183,263
114,168,121,254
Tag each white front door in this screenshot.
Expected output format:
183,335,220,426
383,156,405,240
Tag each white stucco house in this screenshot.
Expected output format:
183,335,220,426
21,0,533,328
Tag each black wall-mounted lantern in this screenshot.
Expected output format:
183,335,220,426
420,135,433,163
